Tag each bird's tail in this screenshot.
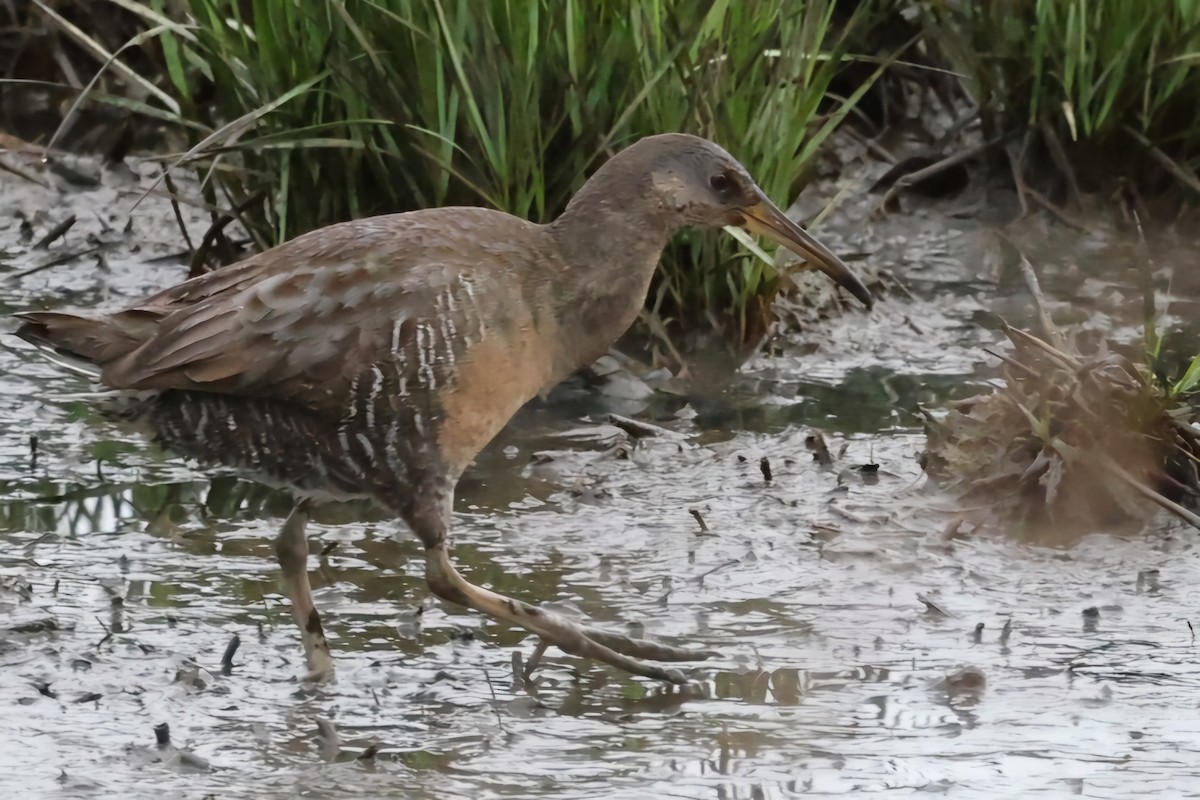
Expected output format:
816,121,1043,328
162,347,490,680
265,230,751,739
13,311,135,380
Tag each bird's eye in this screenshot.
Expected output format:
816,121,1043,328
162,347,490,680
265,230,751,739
709,172,735,194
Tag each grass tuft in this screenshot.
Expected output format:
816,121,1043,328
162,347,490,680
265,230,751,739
922,0,1200,184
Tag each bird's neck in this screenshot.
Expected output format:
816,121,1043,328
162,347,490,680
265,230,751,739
547,160,677,371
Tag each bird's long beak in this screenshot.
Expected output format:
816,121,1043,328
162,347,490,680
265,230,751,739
737,198,873,309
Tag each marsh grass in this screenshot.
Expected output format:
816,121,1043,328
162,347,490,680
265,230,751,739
922,0,1200,187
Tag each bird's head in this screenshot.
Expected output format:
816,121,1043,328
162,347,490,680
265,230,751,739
641,133,872,308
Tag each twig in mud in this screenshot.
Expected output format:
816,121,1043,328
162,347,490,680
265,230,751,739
1123,124,1200,197
1082,445,1200,531
917,593,955,618
221,633,240,675
162,172,196,256
982,347,1040,378
93,615,112,648
149,724,210,770
877,138,1002,212
1015,256,1064,350
688,508,710,534
999,618,1013,645
189,190,266,277
0,157,50,187
1026,188,1091,232
696,557,741,587
806,431,833,466
840,125,897,164
1006,128,1034,219
11,246,102,279
32,216,76,250
934,108,983,152
154,723,171,748
759,457,773,483
885,273,920,302
481,661,509,736
521,640,549,681
1003,325,1082,370
607,414,679,439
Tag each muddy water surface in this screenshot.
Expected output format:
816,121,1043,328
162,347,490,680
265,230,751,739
1,160,1199,798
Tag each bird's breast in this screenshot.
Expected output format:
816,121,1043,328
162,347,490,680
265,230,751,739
432,313,560,475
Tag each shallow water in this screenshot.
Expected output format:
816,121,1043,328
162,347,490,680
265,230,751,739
2,157,1200,798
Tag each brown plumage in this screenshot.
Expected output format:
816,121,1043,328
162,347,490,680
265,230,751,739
17,133,871,683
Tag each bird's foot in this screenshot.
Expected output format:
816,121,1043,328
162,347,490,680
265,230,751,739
426,544,713,683
520,619,716,684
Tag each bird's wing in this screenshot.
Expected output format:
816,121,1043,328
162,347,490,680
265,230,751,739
101,212,526,419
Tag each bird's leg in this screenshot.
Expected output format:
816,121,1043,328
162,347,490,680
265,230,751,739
275,502,334,681
422,542,714,684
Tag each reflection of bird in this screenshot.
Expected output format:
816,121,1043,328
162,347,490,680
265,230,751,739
17,133,871,683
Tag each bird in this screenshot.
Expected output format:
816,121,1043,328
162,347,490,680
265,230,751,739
15,133,872,684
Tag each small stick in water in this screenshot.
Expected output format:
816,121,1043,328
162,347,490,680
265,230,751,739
33,215,76,250
608,413,678,439
162,171,196,255
221,634,241,675
522,640,550,682
806,432,833,466
481,661,509,735
917,593,954,618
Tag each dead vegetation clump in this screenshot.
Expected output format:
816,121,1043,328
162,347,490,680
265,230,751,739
921,324,1200,537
